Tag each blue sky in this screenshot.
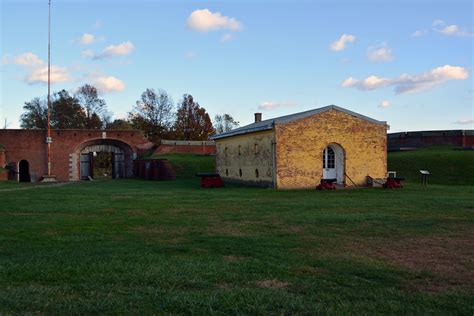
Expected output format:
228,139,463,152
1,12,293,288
1,0,473,131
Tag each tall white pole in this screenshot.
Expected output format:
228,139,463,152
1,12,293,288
46,0,52,176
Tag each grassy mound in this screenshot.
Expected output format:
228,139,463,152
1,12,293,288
388,146,474,185
153,147,474,186
152,153,215,179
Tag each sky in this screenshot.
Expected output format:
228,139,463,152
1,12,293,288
1,0,473,131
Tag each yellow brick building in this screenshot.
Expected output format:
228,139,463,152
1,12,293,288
211,105,388,189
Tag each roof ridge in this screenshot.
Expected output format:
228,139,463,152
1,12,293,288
210,105,387,140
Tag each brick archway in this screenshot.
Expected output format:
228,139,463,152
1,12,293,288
73,139,134,180
0,129,153,181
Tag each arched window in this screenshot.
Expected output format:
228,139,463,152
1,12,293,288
255,169,259,178
238,145,241,155
323,146,335,169
239,169,242,177
225,169,229,176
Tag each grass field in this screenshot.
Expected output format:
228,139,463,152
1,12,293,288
0,148,473,314
388,146,474,186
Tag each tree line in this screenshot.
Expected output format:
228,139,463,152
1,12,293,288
20,84,239,142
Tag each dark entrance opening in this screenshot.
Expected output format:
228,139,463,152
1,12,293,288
78,140,131,181
19,160,31,182
93,152,112,180
80,152,125,180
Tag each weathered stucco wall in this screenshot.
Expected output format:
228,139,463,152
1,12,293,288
215,130,275,186
275,109,387,189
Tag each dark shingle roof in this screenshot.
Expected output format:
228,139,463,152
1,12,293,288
211,105,387,140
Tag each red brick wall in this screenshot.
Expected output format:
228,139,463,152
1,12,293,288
0,149,6,168
154,144,216,155
0,149,6,181
0,129,153,181
388,130,473,150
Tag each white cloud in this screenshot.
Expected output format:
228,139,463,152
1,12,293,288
432,19,445,27
378,100,391,108
10,52,70,85
84,41,135,59
185,51,196,59
367,44,394,62
92,76,125,93
330,34,356,52
341,75,391,90
1,54,11,65
100,41,134,57
454,118,474,125
220,33,233,43
411,29,427,37
258,101,297,110
14,52,45,67
396,65,469,94
79,33,96,45
432,20,473,37
187,9,242,32
25,66,70,84
341,65,469,94
81,50,95,58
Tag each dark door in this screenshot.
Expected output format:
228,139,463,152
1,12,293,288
113,153,125,179
80,153,94,180
19,160,30,182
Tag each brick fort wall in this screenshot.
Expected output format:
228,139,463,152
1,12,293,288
0,129,153,181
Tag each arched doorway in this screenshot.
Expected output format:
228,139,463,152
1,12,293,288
19,160,31,182
322,144,345,184
77,139,133,180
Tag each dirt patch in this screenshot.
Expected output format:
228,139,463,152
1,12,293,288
0,182,74,192
111,195,133,200
217,282,233,291
206,221,257,237
127,209,147,216
284,225,305,233
347,234,474,292
129,225,189,244
294,266,324,275
256,279,289,289
223,255,247,262
159,237,186,244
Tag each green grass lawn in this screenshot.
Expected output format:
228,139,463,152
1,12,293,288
388,146,474,185
0,148,473,314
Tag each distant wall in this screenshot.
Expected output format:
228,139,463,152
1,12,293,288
154,140,216,155
388,130,474,150
0,129,153,181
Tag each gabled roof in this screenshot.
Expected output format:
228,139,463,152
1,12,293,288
211,105,387,140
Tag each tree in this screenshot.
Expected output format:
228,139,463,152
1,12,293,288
214,113,239,134
20,97,48,129
174,94,214,140
129,88,174,141
51,90,87,129
106,119,134,130
21,90,87,129
75,84,107,129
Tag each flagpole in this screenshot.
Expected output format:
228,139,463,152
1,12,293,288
47,0,51,176
43,0,55,181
